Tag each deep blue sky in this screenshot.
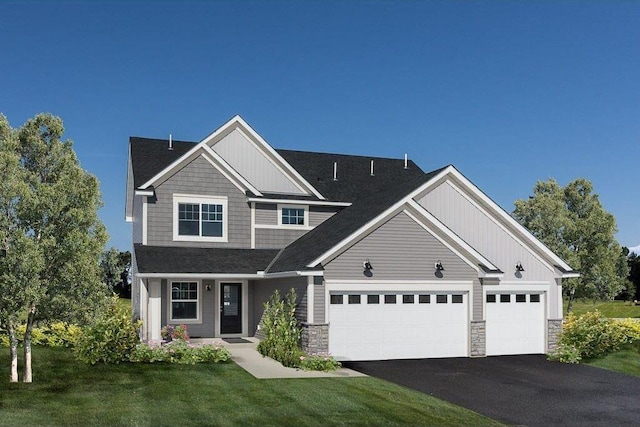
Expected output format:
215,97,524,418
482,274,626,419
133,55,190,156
1,1,638,252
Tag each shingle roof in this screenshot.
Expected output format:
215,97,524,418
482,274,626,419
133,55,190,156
275,149,426,202
129,137,448,274
130,137,196,188
266,166,447,273
135,244,280,274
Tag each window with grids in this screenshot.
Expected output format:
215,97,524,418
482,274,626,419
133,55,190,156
170,282,199,321
174,196,227,241
281,207,306,225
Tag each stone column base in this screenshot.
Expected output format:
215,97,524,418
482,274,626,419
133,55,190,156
301,323,329,354
547,319,563,353
470,320,486,357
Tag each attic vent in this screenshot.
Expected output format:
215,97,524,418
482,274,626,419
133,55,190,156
168,134,173,150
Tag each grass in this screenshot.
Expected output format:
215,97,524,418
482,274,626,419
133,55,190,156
586,341,640,378
565,299,640,318
0,347,501,427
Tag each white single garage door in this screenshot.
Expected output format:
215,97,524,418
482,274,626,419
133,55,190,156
485,292,545,356
329,291,469,361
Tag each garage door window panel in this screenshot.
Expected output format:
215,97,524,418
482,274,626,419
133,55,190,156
500,294,511,303
403,295,415,304
367,294,380,304
385,295,396,304
330,295,343,304
348,295,361,304
436,294,448,304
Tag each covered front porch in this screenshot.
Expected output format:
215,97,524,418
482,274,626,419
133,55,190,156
137,277,255,342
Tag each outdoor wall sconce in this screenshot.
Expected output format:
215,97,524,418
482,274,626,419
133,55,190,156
363,259,373,270
206,284,212,291
515,261,525,272
435,261,444,271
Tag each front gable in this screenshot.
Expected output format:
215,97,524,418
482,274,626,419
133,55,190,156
415,168,571,280
323,211,477,282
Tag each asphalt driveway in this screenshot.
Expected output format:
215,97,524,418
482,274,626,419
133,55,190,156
344,355,640,426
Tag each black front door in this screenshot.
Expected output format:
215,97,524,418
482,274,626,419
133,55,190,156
220,283,242,334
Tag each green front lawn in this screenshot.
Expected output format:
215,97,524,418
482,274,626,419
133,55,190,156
586,341,640,378
565,299,640,318
0,347,501,426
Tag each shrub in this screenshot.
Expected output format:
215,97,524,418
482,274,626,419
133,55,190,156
257,288,302,368
552,311,640,362
299,353,341,372
74,296,141,364
161,324,189,342
0,322,81,348
129,340,231,364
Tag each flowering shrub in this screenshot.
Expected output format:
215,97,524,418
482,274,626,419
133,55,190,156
0,322,81,348
129,340,231,364
161,324,189,342
257,288,302,368
551,311,640,363
299,353,341,372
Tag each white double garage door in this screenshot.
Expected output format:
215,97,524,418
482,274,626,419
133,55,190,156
329,289,545,361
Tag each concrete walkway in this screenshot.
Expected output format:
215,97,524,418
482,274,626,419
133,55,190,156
191,337,366,379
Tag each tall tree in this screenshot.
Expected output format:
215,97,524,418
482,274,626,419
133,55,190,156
0,113,108,382
100,248,131,297
513,178,628,312
627,250,640,301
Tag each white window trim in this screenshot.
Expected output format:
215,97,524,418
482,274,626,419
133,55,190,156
277,204,309,228
168,280,202,324
173,194,228,242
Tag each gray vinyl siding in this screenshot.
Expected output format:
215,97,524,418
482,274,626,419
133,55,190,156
314,279,325,323
251,276,308,335
309,206,338,227
324,211,476,282
147,155,251,248
161,279,216,338
132,194,143,244
417,180,556,282
255,204,339,226
255,203,277,224
255,228,306,249
473,278,482,321
211,128,305,195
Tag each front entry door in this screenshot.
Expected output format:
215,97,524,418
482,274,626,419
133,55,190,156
220,283,242,334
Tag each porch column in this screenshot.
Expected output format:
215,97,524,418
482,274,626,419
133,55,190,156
139,278,149,341
307,275,314,323
148,279,162,341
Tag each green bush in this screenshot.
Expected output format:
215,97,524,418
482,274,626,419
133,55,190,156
74,296,142,364
552,311,639,363
299,353,341,372
130,340,231,364
257,288,303,368
0,322,81,348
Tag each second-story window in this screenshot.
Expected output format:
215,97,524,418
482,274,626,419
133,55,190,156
278,204,308,227
174,195,228,242
282,207,305,225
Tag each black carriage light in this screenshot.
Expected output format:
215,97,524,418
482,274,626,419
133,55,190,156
515,261,525,272
435,261,444,271
363,259,373,270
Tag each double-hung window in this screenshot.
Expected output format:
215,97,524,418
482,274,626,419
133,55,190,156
174,195,228,242
170,281,200,322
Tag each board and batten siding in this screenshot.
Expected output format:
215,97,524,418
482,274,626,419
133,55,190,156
146,155,251,248
417,180,557,282
251,276,308,335
323,211,476,282
211,128,304,195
